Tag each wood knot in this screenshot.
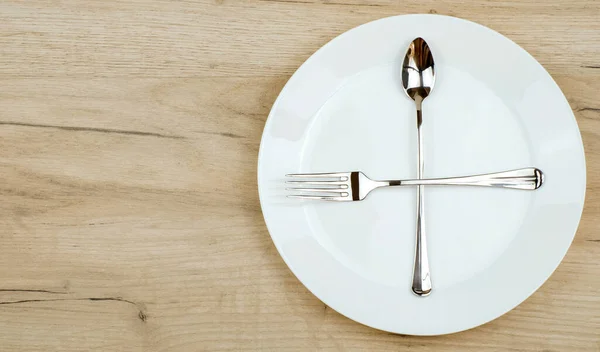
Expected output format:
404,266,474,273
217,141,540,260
138,311,147,322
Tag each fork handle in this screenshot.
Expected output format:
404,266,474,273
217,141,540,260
389,168,544,190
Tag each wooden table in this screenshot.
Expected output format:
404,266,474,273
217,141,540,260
0,1,598,351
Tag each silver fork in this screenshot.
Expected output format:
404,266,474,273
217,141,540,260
286,167,543,201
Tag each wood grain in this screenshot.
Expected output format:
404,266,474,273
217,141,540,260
0,0,599,351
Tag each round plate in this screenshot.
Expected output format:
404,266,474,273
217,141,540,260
257,14,585,335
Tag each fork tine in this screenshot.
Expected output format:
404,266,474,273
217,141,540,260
286,188,349,195
287,195,348,201
285,180,348,186
286,172,348,179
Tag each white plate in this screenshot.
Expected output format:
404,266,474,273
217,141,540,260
257,14,585,335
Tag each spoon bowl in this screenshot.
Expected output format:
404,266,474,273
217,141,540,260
402,37,435,103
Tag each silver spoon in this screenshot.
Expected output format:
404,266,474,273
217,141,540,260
402,37,435,296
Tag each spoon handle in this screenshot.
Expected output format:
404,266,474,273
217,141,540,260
412,100,432,296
